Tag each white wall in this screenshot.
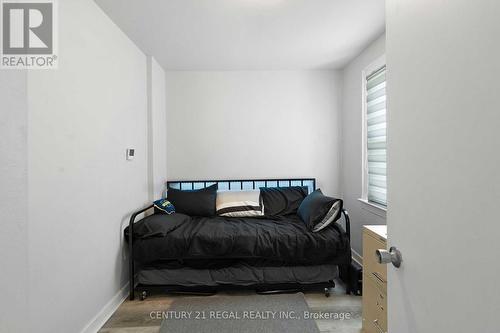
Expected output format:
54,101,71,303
147,57,168,199
1,0,153,332
386,1,500,332
166,71,342,196
0,72,29,333
340,34,386,256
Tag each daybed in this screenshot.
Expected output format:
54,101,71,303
125,178,351,300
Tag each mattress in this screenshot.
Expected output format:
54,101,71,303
126,213,350,266
138,262,339,286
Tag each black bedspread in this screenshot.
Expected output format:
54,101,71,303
125,213,350,266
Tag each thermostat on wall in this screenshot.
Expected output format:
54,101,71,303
126,148,135,161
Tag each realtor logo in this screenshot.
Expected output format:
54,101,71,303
1,0,57,69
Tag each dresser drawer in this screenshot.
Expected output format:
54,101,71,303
362,275,387,333
363,230,387,286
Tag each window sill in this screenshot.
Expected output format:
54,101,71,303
358,198,387,218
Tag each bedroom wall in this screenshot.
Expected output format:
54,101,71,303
148,57,168,199
0,72,29,333
340,33,386,256
165,70,342,196
23,0,151,332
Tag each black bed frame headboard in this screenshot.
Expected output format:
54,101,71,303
166,178,316,193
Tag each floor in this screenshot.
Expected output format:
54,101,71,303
99,281,362,333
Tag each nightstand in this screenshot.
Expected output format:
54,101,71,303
362,225,387,333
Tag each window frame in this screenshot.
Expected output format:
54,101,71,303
361,55,387,210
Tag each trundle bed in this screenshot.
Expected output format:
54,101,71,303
126,178,352,300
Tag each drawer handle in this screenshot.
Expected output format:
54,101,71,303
373,319,386,333
372,272,386,283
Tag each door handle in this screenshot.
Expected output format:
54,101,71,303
376,246,403,268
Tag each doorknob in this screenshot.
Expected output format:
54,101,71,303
376,246,403,268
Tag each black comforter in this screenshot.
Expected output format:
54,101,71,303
125,213,350,266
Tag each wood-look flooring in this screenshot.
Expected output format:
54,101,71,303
99,280,361,333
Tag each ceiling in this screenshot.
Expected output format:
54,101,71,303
95,0,385,70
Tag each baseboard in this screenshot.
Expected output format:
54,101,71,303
352,249,363,266
80,282,129,333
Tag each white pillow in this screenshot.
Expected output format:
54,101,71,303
216,190,264,217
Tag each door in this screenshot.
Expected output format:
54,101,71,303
386,1,500,333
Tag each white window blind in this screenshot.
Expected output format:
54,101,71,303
366,65,387,206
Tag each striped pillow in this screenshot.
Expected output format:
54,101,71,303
312,200,342,232
216,190,264,217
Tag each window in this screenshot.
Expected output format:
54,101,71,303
363,58,387,207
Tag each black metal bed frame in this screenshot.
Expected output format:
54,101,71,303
128,178,351,300
166,178,316,191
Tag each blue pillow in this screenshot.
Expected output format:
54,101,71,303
153,199,175,214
